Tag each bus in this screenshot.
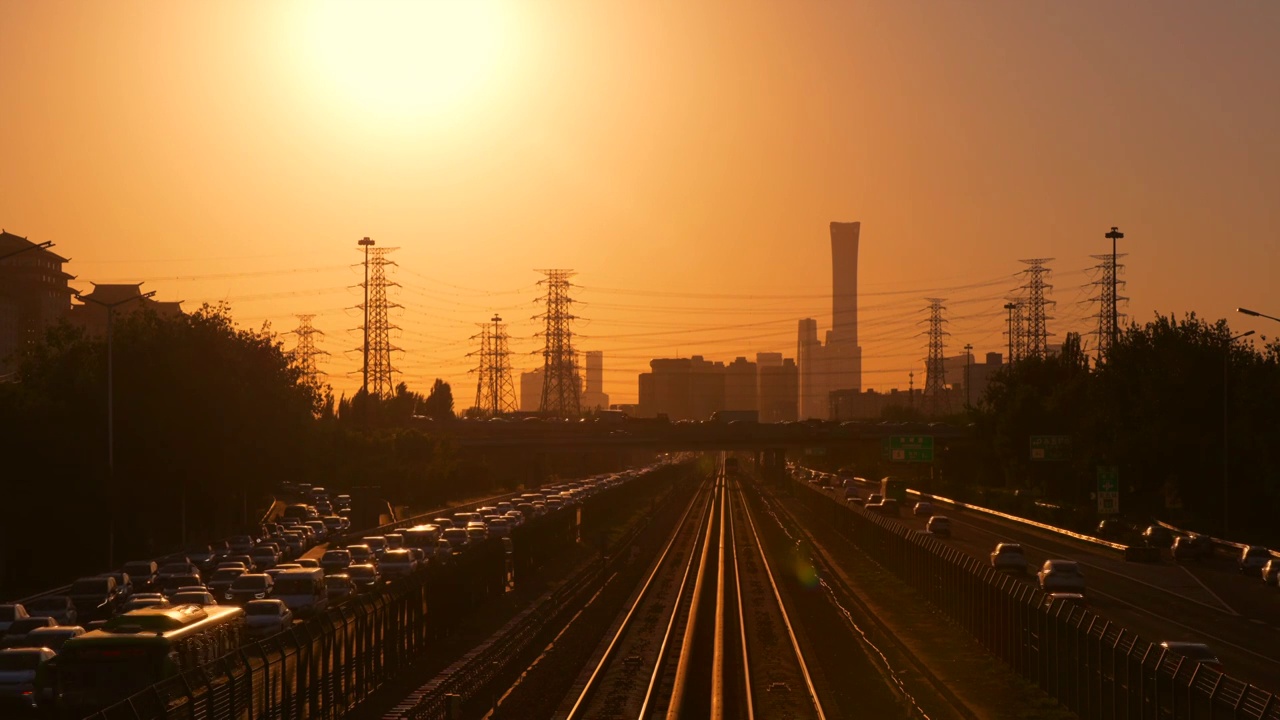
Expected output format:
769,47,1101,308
56,604,246,714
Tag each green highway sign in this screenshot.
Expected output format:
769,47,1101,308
883,435,934,463
1097,466,1120,514
1030,435,1072,461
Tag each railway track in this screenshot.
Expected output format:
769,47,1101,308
561,457,825,719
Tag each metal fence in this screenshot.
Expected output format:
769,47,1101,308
795,481,1280,720
85,541,506,720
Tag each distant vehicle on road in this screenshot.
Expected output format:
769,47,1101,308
1172,534,1213,561
926,516,951,537
1159,641,1223,673
1037,560,1086,594
880,477,909,503
272,569,327,619
991,543,1027,574
244,600,292,638
1239,546,1272,575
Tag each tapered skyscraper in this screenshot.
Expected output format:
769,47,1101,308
829,221,862,392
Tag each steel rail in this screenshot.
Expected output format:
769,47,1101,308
564,475,715,720
665,473,721,719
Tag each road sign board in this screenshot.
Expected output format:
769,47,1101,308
1097,466,1119,514
1030,435,1072,461
882,435,934,463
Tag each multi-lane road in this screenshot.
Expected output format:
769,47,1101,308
807,477,1280,693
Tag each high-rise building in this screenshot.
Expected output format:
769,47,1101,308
758,356,798,423
828,221,862,393
636,356,725,420
724,356,757,411
797,318,824,419
519,368,544,413
582,350,610,411
0,231,77,374
794,222,863,420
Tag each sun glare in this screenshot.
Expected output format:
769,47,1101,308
300,1,509,122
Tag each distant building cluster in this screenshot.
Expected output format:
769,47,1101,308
519,349,610,414
0,230,182,376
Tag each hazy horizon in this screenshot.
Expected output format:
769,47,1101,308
3,0,1278,405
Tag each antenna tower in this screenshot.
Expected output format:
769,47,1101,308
535,269,581,417
469,314,518,416
356,246,401,399
1088,252,1127,362
923,298,949,413
289,314,328,386
1019,258,1055,359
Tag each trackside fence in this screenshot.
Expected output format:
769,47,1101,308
791,479,1280,720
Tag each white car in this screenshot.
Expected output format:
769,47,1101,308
244,600,293,638
378,550,417,579
1038,560,1086,594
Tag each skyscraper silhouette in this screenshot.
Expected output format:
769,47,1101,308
828,221,863,392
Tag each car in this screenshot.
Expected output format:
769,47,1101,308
228,535,256,555
184,544,217,571
384,533,405,550
1262,559,1280,586
207,568,246,598
1159,642,1223,673
216,561,249,572
226,574,274,605
225,555,257,572
465,524,489,544
68,576,124,621
1172,534,1213,561
22,625,84,652
346,544,375,566
325,574,357,601
431,539,454,562
1142,525,1174,549
844,487,861,501
486,518,512,539
432,517,454,530
2,618,57,649
1038,560,1086,594
1239,546,1272,575
926,516,951,537
250,546,280,571
295,558,321,570
362,537,389,557
169,591,218,607
157,561,201,584
158,573,203,597
378,550,417,580
0,647,57,710
321,549,353,575
24,597,77,626
1095,519,1130,541
0,606,28,634
115,596,170,615
913,501,935,517
244,599,293,638
877,499,900,516
97,571,134,599
991,543,1027,573
866,493,883,506
346,564,380,591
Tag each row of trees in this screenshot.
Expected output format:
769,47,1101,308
969,315,1280,543
0,305,462,593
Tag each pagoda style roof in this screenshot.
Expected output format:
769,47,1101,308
0,230,71,264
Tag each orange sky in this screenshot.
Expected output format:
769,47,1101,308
3,1,1278,405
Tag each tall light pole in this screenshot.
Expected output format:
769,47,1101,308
77,289,155,569
358,237,375,398
1105,227,1124,351
1223,329,1254,538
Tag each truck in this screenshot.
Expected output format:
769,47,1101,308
880,476,909,503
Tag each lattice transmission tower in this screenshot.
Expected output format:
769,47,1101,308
289,314,328,387
1088,252,1127,362
1019,258,1055,359
469,314,518,417
923,298,950,414
535,269,581,417
354,240,401,399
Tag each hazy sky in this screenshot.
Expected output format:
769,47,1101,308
3,1,1278,405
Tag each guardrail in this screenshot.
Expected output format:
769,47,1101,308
791,476,1280,720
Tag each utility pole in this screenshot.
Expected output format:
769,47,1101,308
77,288,155,569
923,298,949,415
535,269,581,417
963,343,973,407
1003,302,1018,364
1019,259,1054,359
1105,227,1124,352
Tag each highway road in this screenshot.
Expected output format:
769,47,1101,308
806,478,1280,693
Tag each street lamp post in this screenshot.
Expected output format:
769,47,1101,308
1105,227,1124,352
77,290,155,569
1238,307,1280,324
1223,329,1255,538
963,343,973,407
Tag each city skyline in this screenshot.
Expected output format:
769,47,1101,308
3,1,1278,405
